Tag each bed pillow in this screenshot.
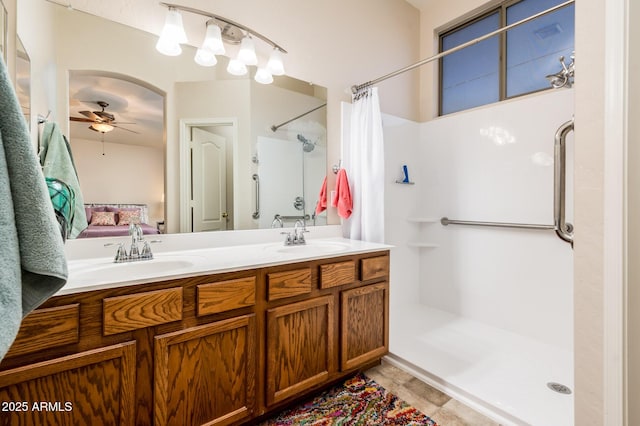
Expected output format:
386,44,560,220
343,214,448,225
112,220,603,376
89,211,116,226
84,206,106,224
117,209,142,226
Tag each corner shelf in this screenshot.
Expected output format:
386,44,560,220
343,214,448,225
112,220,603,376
395,180,415,185
407,242,439,248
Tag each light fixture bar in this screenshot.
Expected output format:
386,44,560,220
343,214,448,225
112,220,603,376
159,2,288,54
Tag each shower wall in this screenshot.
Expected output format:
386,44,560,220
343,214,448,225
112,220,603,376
384,89,574,349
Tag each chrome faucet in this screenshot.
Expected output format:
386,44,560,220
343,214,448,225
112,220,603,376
280,220,309,246
271,214,284,228
106,224,155,263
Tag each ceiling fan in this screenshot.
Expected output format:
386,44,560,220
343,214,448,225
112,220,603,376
69,101,139,134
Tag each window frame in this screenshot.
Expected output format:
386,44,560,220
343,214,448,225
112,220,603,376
437,0,566,116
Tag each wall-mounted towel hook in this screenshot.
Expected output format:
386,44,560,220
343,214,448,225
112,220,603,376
332,159,342,174
37,111,51,124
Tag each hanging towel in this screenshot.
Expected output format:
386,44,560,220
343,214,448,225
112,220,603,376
315,176,327,215
40,122,87,238
331,168,353,219
0,57,68,361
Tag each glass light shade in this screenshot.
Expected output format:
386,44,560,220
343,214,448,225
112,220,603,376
237,36,258,65
155,8,188,56
267,49,285,76
227,58,248,76
202,20,225,55
194,48,218,66
254,67,273,84
90,122,114,133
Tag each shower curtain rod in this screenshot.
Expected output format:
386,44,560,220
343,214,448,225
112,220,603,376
271,103,328,132
351,0,575,94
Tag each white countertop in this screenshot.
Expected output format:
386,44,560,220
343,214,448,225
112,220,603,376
59,237,392,296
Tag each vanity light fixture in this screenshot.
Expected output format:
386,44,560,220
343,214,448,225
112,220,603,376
267,48,285,76
155,6,188,56
254,67,274,85
237,36,258,66
157,2,287,82
227,58,248,76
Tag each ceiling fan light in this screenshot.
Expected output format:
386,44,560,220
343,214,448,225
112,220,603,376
254,67,273,84
194,48,218,67
202,20,225,55
156,7,187,56
227,58,248,76
238,36,258,65
267,48,285,76
90,122,114,133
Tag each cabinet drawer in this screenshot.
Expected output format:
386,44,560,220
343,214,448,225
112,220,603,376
267,268,312,301
361,256,389,281
103,287,183,335
319,260,355,289
6,304,80,358
197,276,256,316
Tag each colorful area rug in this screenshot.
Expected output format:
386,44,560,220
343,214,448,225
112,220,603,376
261,373,438,425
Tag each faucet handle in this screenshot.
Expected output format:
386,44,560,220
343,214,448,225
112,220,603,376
280,231,294,245
141,241,153,258
114,243,128,262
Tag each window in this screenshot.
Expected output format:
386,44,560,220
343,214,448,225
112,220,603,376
439,0,575,116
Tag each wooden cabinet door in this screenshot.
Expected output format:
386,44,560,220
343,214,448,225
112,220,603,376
0,341,136,426
266,295,335,406
154,315,256,426
341,282,389,371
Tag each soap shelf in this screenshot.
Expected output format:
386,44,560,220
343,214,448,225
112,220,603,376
407,242,439,248
395,180,415,185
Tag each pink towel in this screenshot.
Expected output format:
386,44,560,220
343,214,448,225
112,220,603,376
331,169,352,219
315,176,327,215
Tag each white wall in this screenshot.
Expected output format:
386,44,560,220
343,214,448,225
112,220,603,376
417,90,574,348
69,138,164,225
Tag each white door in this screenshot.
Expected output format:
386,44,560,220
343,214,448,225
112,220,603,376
191,127,227,232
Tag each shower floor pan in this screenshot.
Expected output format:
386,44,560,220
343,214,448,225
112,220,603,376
388,304,573,426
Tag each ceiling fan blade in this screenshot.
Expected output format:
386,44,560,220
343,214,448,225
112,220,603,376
94,111,115,121
79,110,101,121
111,121,136,125
70,116,95,123
112,125,140,134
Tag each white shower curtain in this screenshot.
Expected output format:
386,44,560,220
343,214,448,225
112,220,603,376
343,87,385,243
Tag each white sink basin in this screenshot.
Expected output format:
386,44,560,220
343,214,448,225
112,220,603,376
266,240,351,255
69,255,203,283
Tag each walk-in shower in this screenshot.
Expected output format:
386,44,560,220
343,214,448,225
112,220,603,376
348,1,576,425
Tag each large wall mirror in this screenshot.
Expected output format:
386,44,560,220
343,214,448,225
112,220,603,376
15,35,31,123
24,2,328,238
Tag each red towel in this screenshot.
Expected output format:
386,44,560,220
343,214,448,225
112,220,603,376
331,169,352,219
315,176,327,215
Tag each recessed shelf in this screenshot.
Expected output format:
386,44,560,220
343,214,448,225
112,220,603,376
406,242,439,248
406,217,439,223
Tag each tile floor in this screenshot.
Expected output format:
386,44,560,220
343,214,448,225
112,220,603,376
365,361,500,426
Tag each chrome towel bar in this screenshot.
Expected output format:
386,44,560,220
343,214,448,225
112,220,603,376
441,217,556,230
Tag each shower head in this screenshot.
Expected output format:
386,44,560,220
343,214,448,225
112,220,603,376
545,71,570,89
297,134,315,152
546,54,574,89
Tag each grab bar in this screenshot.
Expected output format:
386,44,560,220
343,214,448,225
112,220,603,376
441,217,555,230
274,214,311,221
554,119,574,245
252,174,260,219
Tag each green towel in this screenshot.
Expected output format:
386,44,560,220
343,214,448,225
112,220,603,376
0,57,68,361
40,122,87,238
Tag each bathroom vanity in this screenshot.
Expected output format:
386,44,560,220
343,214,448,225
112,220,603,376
0,238,390,426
